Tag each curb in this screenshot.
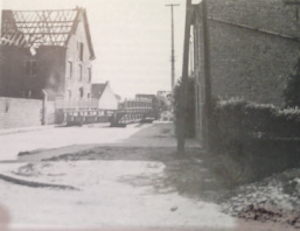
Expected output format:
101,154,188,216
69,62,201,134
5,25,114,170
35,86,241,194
0,173,79,190
0,125,55,136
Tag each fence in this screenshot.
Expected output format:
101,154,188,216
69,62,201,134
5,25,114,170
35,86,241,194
124,98,152,111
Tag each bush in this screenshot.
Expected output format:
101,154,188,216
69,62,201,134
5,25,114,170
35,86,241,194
209,98,300,185
173,77,195,138
211,98,300,141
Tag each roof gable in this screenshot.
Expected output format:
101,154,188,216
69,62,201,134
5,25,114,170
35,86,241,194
91,83,107,99
1,7,95,59
66,8,95,59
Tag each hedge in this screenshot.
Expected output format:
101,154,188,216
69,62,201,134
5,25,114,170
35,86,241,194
208,98,300,185
210,98,300,141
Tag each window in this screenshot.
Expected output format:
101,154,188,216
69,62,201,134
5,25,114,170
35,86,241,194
79,64,82,81
78,42,84,61
79,87,84,98
88,67,92,82
68,61,73,78
25,60,37,76
80,43,84,61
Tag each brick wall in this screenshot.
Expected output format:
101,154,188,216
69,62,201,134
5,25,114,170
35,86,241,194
193,0,300,143
0,97,43,128
193,0,300,107
209,20,300,107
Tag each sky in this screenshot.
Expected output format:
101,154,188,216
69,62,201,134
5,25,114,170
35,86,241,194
1,0,200,99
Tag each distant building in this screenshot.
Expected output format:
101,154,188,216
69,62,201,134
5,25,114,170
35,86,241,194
157,91,171,98
91,82,119,110
0,7,95,100
135,94,156,101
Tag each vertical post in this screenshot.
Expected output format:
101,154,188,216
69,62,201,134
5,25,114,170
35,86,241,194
171,6,175,89
165,4,180,90
201,0,212,149
177,0,192,154
42,89,48,126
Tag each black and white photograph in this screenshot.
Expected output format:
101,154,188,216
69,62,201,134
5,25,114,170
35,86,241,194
1,0,300,230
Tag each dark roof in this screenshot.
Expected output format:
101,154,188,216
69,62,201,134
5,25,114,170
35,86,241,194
91,83,107,99
1,7,95,59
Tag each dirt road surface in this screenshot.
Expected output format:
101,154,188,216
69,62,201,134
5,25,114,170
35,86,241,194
0,123,150,161
0,122,296,230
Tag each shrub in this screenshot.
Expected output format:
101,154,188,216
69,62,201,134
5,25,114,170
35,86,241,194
208,98,300,185
173,77,195,138
211,98,300,140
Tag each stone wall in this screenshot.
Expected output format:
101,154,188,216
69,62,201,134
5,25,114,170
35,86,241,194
0,97,55,128
45,100,56,125
0,97,42,128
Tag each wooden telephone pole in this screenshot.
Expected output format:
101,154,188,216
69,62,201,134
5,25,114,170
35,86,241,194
165,4,180,90
177,0,192,154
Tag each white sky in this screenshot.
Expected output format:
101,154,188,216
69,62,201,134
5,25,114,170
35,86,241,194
1,0,200,99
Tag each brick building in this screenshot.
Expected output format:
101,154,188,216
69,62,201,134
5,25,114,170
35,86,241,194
189,0,300,143
0,7,95,100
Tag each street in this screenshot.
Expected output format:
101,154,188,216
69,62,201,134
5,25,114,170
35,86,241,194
0,123,296,230
0,122,235,229
2,0,300,230
0,123,150,162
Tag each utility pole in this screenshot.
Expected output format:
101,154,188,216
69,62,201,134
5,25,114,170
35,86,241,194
201,0,212,149
165,4,180,90
177,0,192,154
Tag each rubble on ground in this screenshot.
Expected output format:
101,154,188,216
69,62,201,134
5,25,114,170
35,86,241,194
221,168,300,227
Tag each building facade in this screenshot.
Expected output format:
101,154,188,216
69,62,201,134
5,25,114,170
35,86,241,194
190,0,300,144
0,7,95,100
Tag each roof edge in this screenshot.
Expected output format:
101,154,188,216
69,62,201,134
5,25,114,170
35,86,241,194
65,7,96,60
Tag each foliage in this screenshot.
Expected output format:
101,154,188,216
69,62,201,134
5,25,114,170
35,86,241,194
152,95,170,120
211,98,300,140
209,98,300,185
173,76,195,138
